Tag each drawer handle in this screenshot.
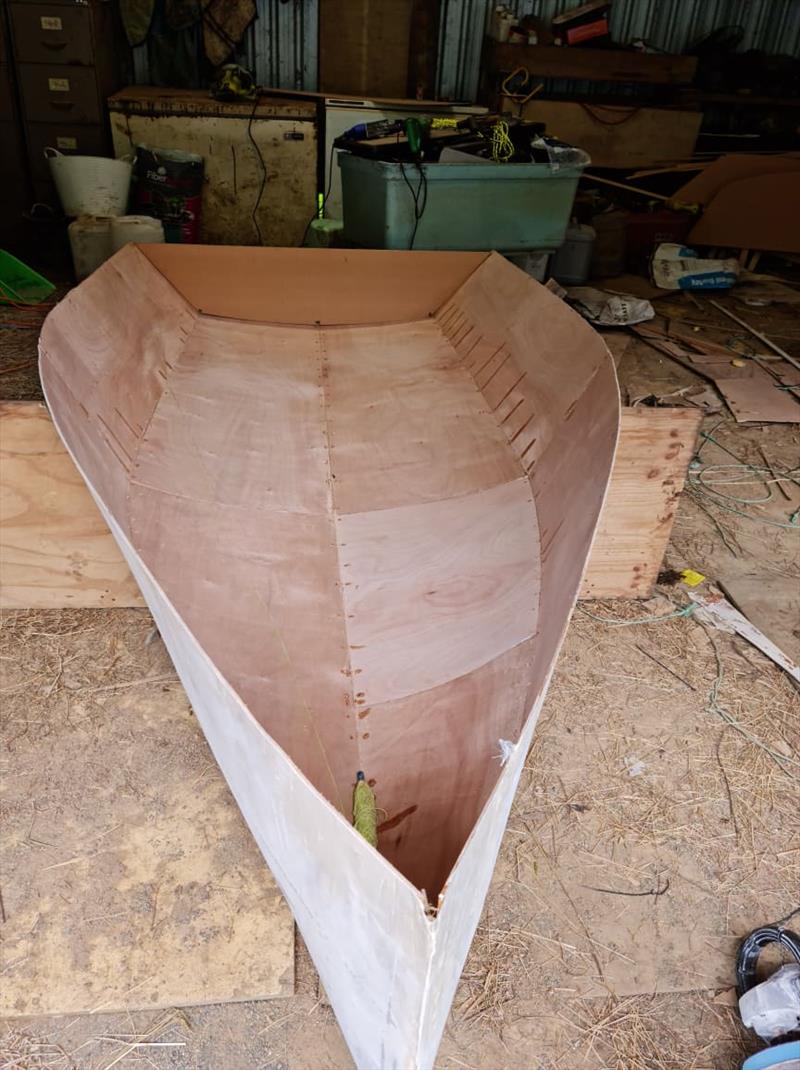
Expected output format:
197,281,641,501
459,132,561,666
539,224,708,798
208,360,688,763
41,39,67,50
50,100,75,110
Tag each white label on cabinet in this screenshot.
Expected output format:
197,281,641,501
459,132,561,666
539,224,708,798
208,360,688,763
56,136,78,150
48,77,70,92
40,16,63,30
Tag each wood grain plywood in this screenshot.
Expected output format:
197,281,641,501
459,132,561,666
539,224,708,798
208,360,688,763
338,478,540,706
132,317,332,514
360,636,538,897
688,171,800,255
127,488,356,815
141,245,487,325
521,100,701,169
324,321,522,513
1,403,697,608
0,401,144,609
580,407,701,598
35,245,618,1070
0,623,293,1017
37,245,197,527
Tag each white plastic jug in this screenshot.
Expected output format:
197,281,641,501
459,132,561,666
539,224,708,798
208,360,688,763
110,215,165,253
68,216,113,280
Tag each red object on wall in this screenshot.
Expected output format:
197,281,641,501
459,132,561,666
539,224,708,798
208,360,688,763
566,17,609,45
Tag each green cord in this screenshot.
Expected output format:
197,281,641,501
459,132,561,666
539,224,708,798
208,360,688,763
690,427,800,531
576,604,697,627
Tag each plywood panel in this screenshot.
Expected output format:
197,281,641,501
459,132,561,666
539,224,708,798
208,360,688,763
0,613,294,1017
1,402,697,607
338,478,540,706
132,317,331,514
141,245,487,325
580,406,702,599
521,100,701,169
324,320,522,513
0,401,144,609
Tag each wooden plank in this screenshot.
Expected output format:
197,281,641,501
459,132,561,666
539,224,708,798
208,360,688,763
580,407,702,599
0,610,294,1017
0,400,145,609
520,100,701,169
488,42,697,85
108,86,317,120
1,401,699,607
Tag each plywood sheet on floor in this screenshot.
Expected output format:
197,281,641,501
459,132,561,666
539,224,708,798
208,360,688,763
0,401,145,609
0,609,294,1017
719,574,800,665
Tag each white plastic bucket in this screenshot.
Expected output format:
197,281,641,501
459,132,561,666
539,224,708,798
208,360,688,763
45,149,134,217
110,215,165,253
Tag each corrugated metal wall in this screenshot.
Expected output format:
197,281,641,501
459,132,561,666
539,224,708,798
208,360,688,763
131,0,319,91
436,0,800,101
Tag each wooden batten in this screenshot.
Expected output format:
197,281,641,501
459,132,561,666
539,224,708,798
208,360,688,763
1,401,699,609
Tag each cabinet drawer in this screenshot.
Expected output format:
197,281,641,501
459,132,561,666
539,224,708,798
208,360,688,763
18,63,100,123
10,3,93,66
26,121,106,181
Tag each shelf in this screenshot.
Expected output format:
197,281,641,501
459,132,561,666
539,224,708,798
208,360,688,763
486,42,697,86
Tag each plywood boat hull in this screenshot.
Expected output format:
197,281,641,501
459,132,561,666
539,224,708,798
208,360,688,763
39,245,619,1069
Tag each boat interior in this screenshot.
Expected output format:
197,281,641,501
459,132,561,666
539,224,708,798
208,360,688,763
39,244,619,900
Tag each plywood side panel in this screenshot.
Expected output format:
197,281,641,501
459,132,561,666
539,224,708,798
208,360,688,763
127,487,356,815
362,636,539,898
580,407,702,599
89,491,435,1070
37,244,197,527
141,245,488,325
1,402,695,608
324,320,521,513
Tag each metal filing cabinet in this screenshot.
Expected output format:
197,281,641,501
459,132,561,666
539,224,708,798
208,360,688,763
9,0,126,209
0,4,29,249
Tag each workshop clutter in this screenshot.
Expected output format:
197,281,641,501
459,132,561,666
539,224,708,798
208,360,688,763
335,113,589,251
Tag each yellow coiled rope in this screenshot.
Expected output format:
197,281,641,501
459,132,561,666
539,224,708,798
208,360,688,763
490,120,515,162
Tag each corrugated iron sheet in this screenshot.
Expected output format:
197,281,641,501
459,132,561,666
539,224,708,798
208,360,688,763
131,0,318,91
436,0,800,101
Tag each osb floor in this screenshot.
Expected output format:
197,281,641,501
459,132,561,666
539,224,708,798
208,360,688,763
2,286,799,1069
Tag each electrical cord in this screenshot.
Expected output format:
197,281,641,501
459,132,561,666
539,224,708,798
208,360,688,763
399,158,427,250
299,141,337,247
736,924,800,997
247,91,268,246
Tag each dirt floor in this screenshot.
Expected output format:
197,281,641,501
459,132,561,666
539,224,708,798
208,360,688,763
2,281,799,1069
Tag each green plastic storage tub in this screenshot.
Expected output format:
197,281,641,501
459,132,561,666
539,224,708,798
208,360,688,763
338,152,587,252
